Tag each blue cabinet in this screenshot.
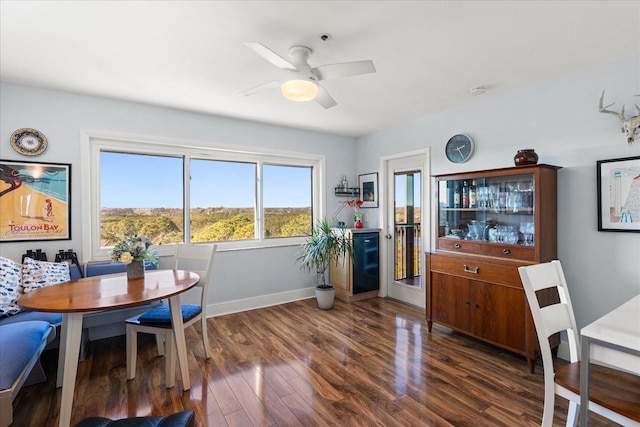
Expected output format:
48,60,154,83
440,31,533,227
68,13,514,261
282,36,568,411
330,229,380,302
353,232,379,294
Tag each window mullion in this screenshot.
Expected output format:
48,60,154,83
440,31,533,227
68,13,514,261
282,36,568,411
184,155,190,243
256,159,263,241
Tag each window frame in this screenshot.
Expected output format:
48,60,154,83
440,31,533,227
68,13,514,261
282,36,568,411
82,132,324,261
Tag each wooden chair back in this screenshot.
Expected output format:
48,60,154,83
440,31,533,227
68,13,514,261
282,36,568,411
519,260,640,427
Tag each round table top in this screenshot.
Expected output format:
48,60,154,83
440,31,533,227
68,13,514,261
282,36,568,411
19,269,200,313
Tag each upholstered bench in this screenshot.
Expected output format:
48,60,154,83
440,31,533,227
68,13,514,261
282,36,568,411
0,320,55,427
1,260,161,360
0,257,161,425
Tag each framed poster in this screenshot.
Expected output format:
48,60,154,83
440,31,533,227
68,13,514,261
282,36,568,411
597,156,640,232
359,172,378,208
0,159,72,242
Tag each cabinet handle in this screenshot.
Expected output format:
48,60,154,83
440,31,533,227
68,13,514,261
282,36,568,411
454,243,461,249
463,264,479,274
475,303,480,309
503,248,510,254
465,300,470,306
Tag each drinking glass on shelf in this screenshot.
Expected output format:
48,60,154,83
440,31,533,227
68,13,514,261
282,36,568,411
510,191,525,212
498,191,508,209
520,222,535,246
488,185,498,209
477,186,488,208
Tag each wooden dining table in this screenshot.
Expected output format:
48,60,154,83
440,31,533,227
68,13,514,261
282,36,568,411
19,269,200,427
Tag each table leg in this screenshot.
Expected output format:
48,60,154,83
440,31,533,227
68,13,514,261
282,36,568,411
580,335,590,426
58,312,84,427
168,296,190,391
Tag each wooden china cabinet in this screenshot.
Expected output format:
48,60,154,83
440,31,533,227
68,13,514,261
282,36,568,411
426,164,561,372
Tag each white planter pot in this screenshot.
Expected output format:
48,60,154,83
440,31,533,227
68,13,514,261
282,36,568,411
315,285,335,310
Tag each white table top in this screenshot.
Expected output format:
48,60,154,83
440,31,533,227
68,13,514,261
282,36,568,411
581,294,640,352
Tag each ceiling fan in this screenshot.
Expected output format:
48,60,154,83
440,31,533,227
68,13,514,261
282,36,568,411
239,42,376,109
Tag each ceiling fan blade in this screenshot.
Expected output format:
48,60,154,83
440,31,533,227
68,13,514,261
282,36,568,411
238,80,280,97
313,60,376,81
315,85,337,109
244,42,297,71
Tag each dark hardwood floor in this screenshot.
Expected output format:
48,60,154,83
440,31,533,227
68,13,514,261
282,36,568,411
13,298,615,426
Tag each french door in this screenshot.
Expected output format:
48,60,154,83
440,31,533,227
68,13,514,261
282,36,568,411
382,151,429,308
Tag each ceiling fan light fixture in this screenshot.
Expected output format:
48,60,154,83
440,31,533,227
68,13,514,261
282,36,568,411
281,79,318,102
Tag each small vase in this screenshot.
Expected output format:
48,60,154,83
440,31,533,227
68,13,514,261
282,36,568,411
126,260,145,279
355,220,363,228
514,149,539,166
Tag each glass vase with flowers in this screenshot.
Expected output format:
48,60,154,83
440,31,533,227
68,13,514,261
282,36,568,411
347,199,364,228
111,235,159,279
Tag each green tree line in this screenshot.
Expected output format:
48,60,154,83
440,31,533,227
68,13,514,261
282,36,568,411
101,207,311,246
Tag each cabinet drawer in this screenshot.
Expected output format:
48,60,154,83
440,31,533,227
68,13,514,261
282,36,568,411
481,243,534,261
430,253,523,288
437,238,480,254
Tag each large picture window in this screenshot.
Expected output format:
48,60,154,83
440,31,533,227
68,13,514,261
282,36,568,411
100,152,184,246
189,159,256,242
263,164,312,238
88,136,321,259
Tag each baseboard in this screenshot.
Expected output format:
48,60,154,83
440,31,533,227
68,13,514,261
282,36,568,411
205,287,316,317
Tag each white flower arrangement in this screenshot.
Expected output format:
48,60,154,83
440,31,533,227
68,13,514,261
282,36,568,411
111,235,158,266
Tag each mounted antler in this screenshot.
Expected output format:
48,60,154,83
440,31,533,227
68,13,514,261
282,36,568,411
599,91,640,145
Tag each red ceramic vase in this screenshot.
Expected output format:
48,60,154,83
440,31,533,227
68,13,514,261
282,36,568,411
355,220,363,228
514,149,539,166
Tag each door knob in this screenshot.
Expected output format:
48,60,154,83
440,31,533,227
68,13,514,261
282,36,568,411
385,234,392,239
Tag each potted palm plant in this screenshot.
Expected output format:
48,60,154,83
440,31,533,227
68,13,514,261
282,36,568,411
297,218,355,309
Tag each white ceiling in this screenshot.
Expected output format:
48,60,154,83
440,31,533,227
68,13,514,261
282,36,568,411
1,1,639,138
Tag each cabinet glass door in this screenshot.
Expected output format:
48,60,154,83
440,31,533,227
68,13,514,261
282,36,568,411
438,173,535,246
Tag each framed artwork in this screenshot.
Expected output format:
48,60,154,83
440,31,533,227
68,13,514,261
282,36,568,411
0,159,72,242
359,172,378,208
597,156,640,232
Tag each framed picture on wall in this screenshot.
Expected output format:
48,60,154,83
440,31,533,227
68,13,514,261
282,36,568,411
597,155,640,232
359,172,378,208
0,159,72,242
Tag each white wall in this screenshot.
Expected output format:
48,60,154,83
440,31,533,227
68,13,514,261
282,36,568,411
356,56,640,330
0,82,358,314
2,56,638,326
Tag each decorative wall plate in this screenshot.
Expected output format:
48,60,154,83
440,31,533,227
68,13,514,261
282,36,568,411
11,128,48,156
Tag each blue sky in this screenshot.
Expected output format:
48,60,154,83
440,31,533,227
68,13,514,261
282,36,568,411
100,152,311,208
395,172,421,208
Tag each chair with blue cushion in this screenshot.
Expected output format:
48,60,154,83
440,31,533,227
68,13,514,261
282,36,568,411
125,244,217,388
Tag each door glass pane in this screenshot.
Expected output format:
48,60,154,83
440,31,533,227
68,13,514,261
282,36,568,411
394,171,421,286
100,152,184,247
190,159,256,242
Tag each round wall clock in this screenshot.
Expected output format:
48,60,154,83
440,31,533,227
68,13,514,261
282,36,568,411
11,128,48,156
445,134,475,163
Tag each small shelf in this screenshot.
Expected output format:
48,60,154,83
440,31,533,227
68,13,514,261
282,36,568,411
335,187,360,197
442,207,534,215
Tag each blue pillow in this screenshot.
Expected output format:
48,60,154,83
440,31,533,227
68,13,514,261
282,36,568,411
137,304,201,325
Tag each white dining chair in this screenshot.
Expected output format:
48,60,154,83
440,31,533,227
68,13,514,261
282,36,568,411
518,260,640,427
126,243,217,388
